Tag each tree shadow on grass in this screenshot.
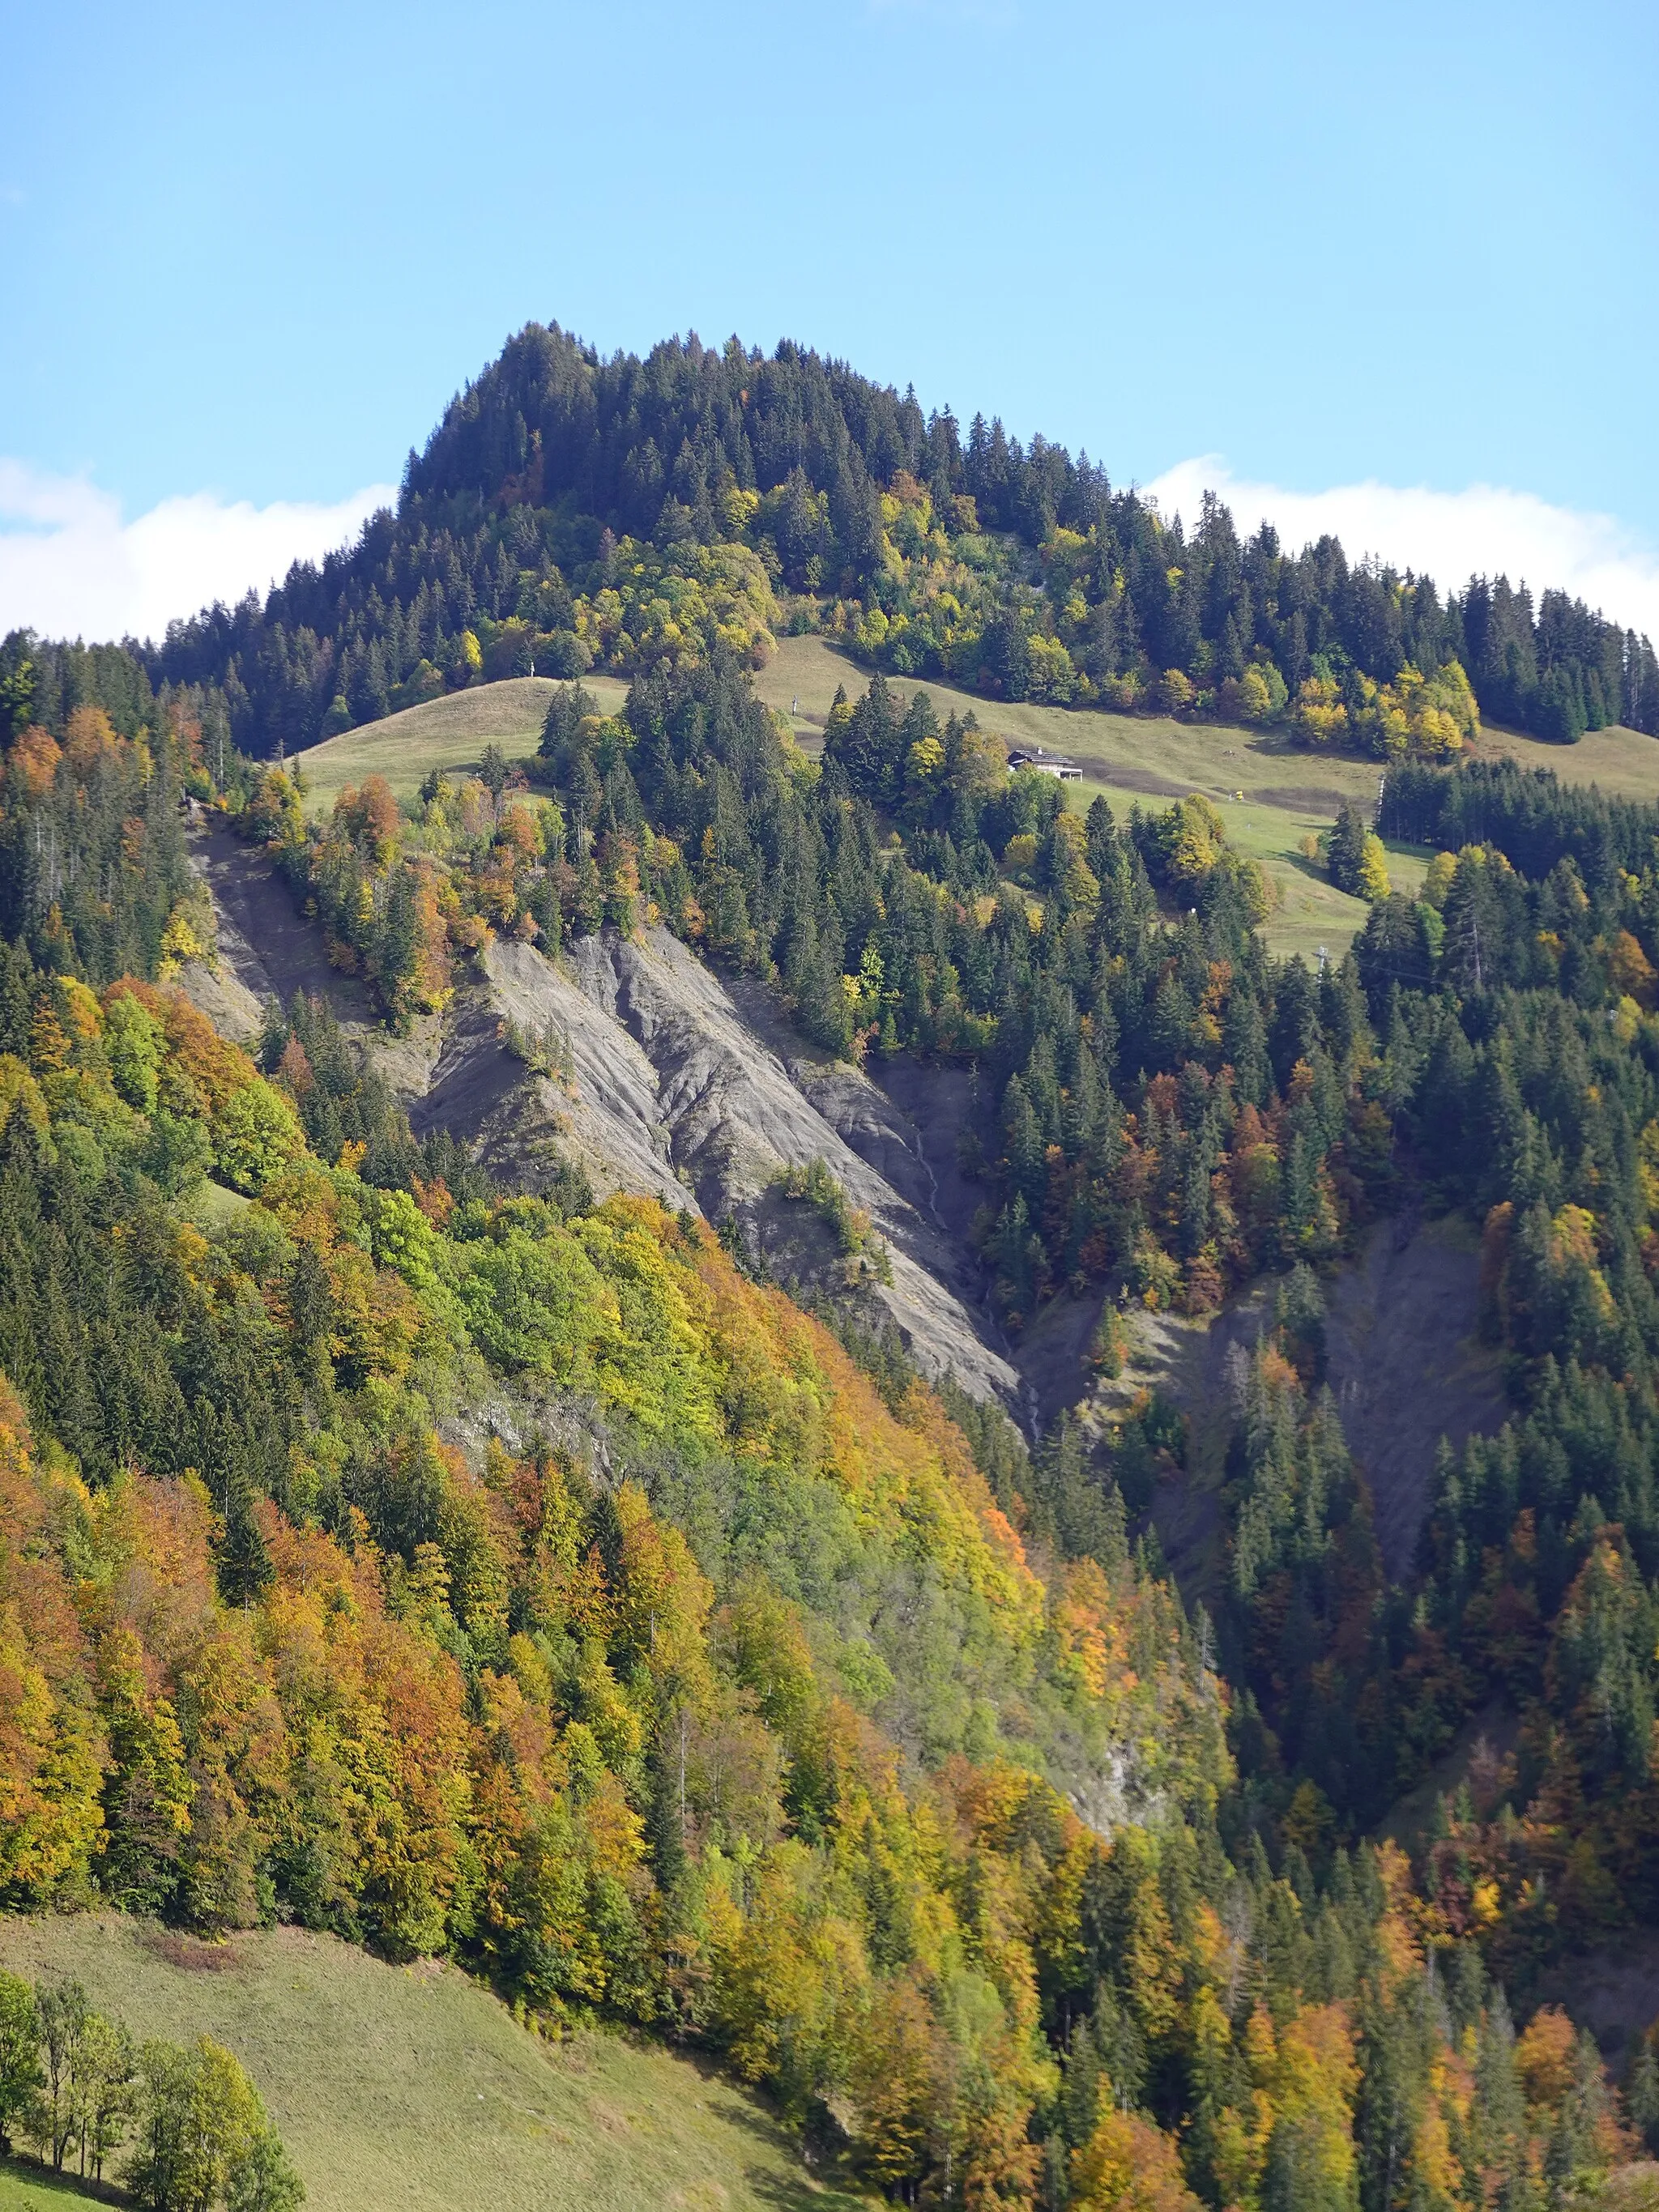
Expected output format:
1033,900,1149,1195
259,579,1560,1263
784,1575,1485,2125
642,2062,870,2209
743,2162,871,2211
552,2031,874,2206
1280,851,1329,884
0,2151,126,2206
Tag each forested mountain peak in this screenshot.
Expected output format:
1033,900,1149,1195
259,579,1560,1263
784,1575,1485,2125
66,317,1653,765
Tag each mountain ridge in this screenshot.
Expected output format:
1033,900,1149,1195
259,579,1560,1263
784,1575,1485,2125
102,318,1659,768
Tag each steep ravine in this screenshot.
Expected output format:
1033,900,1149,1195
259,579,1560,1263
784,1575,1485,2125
1077,1212,1508,1604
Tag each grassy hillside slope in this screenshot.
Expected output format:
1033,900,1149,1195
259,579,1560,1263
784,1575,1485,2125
756,635,1659,958
0,2163,106,2210
282,637,1659,961
754,633,1659,799
759,636,1417,958
290,672,629,814
0,1918,864,2212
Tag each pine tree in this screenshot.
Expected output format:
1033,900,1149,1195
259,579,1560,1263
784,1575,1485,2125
1324,803,1369,896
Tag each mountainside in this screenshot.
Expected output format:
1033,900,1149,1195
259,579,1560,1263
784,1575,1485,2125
11,323,1659,2212
190,810,1021,1405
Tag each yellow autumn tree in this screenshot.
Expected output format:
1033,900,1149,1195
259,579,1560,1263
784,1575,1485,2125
1073,2106,1200,2211
1262,2003,1360,2212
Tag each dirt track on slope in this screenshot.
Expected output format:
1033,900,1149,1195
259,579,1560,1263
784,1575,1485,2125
191,819,377,1025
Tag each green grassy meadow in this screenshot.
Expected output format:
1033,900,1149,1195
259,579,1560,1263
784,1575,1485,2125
755,633,1659,805
1475,714,1659,799
185,1178,251,1229
286,633,1659,961
289,672,630,816
759,637,1435,958
0,1917,867,2212
757,635,1651,959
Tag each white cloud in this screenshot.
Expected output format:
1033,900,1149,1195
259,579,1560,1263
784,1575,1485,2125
0,462,397,645
1144,456,1659,644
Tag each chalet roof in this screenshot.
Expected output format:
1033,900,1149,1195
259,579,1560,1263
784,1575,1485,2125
1006,745,1081,778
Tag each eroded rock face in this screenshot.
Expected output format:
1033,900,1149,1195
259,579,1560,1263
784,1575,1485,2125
472,938,686,1208
1322,1213,1508,1578
469,930,1025,1405
187,818,1019,1408
540,927,1021,1407
176,954,264,1046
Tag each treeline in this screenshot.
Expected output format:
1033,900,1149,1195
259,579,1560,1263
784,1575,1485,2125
1177,749,1659,1979
217,658,1457,1350
43,634,1659,2017
229,660,1392,1321
0,889,1228,2205
235,645,1659,2003
531,662,1659,2010
58,321,1646,760
1124,732,1659,1937
1380,755,1659,884
0,633,218,987
0,1969,299,2209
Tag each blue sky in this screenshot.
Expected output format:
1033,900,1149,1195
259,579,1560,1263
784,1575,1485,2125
4,0,1658,640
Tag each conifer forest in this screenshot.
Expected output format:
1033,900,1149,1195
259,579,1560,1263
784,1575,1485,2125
6,322,1659,2210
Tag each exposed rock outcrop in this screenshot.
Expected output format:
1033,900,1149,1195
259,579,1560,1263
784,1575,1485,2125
187,821,1019,1407
491,928,1021,1406
1087,1213,1507,1600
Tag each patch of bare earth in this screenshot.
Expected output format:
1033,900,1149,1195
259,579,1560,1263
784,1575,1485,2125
1252,784,1352,813
1063,758,1193,800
